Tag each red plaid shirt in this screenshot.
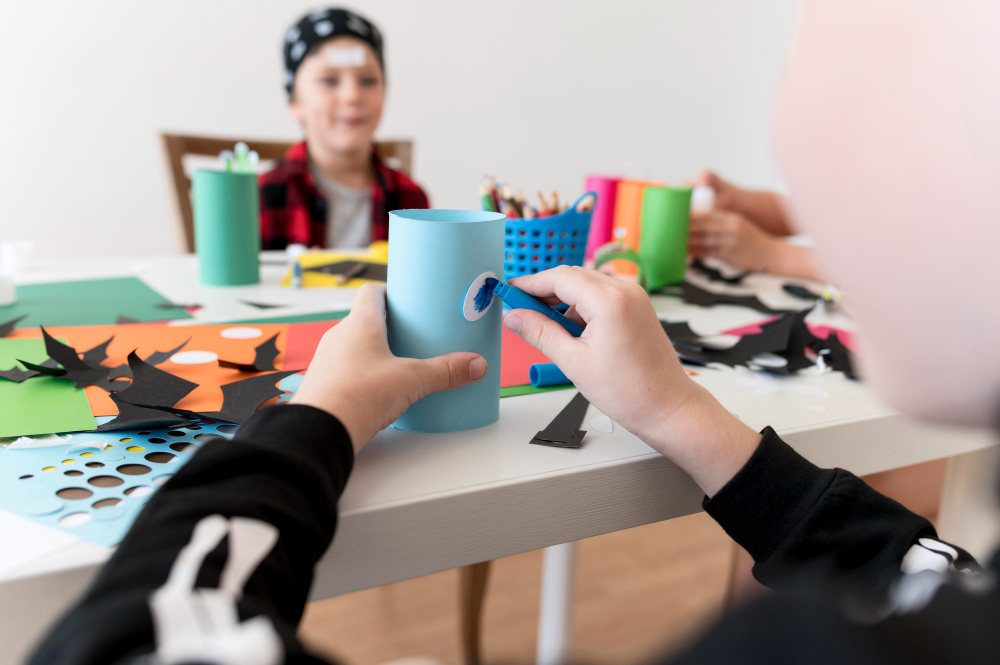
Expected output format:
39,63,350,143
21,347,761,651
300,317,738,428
258,141,429,249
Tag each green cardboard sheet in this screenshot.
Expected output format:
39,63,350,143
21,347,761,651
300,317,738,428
499,384,574,398
0,338,96,437
228,310,351,325
0,277,192,328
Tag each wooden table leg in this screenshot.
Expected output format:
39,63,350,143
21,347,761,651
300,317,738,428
459,561,493,665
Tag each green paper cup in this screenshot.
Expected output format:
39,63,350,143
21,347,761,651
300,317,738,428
640,187,692,291
192,170,260,286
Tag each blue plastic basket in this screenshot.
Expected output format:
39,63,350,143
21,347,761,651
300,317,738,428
503,192,596,278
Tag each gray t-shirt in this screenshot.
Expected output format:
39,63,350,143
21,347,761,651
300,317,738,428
309,160,373,249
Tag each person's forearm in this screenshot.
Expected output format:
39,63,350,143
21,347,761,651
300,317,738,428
764,242,824,282
27,405,351,665
703,426,945,593
731,189,795,236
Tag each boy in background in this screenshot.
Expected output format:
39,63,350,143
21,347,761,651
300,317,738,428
259,8,429,250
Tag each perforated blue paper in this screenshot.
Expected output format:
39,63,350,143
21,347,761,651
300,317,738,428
0,420,237,547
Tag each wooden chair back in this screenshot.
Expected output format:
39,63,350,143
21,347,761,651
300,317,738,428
161,133,414,252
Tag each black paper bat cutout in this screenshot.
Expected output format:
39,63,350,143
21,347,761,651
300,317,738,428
673,312,797,368
116,315,139,324
108,338,191,380
218,333,280,372
98,393,197,431
80,336,114,366
660,281,786,315
530,391,590,449
147,369,301,425
114,351,198,411
0,365,41,383
17,358,66,376
36,327,117,389
0,314,27,338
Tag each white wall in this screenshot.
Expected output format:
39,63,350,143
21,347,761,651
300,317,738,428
0,0,800,259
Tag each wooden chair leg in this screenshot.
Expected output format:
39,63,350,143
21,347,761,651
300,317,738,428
721,541,742,611
459,561,492,665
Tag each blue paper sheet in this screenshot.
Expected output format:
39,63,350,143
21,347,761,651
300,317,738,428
0,419,237,547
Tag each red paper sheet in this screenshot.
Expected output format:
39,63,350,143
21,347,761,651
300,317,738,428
280,320,548,388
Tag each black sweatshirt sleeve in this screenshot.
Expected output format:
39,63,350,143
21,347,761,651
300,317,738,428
27,404,350,665
703,426,939,592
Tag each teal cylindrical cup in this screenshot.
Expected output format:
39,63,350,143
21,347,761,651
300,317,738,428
191,169,260,286
387,209,505,433
640,187,692,291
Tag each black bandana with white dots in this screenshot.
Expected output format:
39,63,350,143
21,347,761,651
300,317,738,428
283,7,384,95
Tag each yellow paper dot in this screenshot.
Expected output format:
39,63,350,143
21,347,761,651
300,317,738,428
126,446,145,453
61,459,74,464
119,437,133,443
80,452,94,457
42,467,56,472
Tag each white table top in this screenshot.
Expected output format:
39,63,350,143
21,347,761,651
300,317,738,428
1,253,995,662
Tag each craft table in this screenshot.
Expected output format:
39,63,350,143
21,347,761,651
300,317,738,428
0,253,996,665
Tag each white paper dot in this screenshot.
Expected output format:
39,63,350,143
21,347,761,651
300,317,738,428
590,415,614,433
126,485,154,498
220,327,263,339
751,353,788,368
170,350,218,365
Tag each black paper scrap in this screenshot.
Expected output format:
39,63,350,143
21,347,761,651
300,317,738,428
690,259,751,285
305,260,388,283
0,366,40,382
218,333,280,372
530,391,590,449
660,320,701,343
239,300,287,310
110,338,191,380
116,315,139,324
783,283,822,301
144,338,191,367
18,359,67,376
37,327,117,389
195,370,301,424
767,308,822,373
673,312,797,368
0,315,28,338
80,336,114,366
114,351,198,410
155,302,202,309
98,394,196,431
811,332,857,380
664,281,786,315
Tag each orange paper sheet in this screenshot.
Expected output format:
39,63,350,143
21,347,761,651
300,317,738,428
10,323,288,416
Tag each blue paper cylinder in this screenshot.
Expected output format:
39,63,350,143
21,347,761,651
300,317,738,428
529,363,571,388
387,209,506,432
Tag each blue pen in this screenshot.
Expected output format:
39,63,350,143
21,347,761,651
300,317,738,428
486,278,584,337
